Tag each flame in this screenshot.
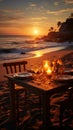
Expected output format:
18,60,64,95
46,67,52,75
57,59,63,65
44,60,49,70
43,60,52,75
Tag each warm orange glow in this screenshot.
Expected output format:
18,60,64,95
0,26,48,36
33,28,40,36
31,51,43,57
35,52,43,57
46,68,52,75
34,29,39,35
43,60,49,71
57,59,63,65
43,60,52,75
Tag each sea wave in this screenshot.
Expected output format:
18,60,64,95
0,35,73,61
0,46,67,62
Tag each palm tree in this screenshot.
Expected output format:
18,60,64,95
57,21,62,28
49,26,54,32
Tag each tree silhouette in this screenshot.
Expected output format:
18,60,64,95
57,21,62,28
49,27,54,32
45,13,73,42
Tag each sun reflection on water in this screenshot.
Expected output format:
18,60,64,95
34,51,43,57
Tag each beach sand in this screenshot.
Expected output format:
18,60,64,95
0,47,73,82
0,47,73,129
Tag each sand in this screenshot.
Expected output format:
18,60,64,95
0,47,73,82
0,47,73,129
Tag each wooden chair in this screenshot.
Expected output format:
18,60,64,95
3,61,27,74
3,60,28,129
59,86,73,128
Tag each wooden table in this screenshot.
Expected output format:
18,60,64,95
4,73,73,129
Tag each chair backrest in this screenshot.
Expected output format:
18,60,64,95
3,61,27,74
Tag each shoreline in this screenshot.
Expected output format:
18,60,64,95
0,45,71,64
0,47,73,82
0,41,73,62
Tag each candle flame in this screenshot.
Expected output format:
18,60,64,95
46,67,52,75
43,60,52,75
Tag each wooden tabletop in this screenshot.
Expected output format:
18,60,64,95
4,72,73,94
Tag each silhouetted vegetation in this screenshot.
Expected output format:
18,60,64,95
42,13,73,42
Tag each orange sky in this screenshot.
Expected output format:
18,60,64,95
0,24,50,36
0,0,73,36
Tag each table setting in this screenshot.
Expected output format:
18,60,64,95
4,57,73,130
9,57,73,86
63,68,73,75
31,57,73,85
13,71,33,78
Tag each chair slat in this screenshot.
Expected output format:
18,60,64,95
19,64,21,72
10,65,13,73
5,65,9,74
14,65,17,73
3,61,27,74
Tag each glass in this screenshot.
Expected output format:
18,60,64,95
51,57,64,75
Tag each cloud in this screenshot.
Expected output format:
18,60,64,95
0,9,28,28
31,17,47,21
54,2,59,6
30,3,36,7
0,9,40,28
0,9,25,22
58,8,73,13
47,8,73,15
65,0,73,4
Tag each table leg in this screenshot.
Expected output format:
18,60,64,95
8,80,16,129
41,92,52,129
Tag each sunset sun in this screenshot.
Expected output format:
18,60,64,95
33,28,39,36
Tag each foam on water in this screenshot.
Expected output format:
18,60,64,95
0,35,73,61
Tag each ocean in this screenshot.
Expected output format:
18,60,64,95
0,35,72,62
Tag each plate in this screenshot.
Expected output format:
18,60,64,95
64,69,73,73
54,75,73,82
13,72,33,79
